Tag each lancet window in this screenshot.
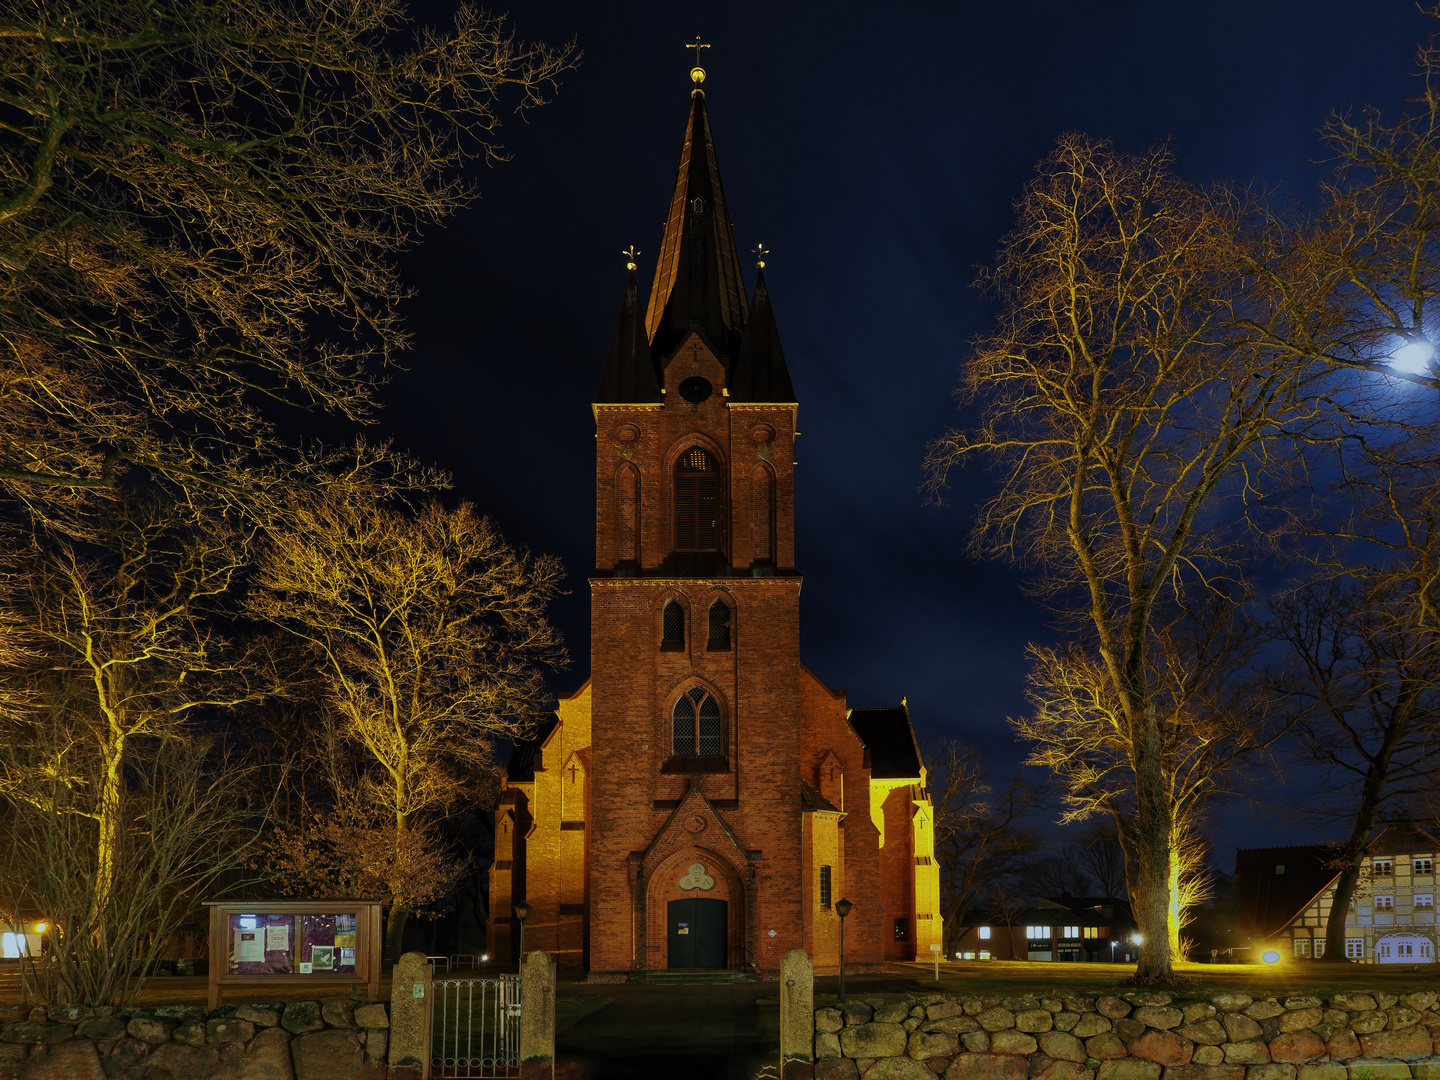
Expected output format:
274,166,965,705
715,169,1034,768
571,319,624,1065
672,687,723,757
662,600,685,649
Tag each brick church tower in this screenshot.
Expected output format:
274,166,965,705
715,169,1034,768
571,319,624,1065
487,71,941,979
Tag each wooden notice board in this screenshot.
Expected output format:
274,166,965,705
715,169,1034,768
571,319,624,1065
203,899,383,1009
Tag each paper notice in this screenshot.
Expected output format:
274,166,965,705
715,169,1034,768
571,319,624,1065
265,925,289,952
340,948,355,965
235,930,265,962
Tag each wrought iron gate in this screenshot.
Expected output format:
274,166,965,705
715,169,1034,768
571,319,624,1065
431,975,521,1078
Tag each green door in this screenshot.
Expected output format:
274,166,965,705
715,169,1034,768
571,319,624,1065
666,898,727,968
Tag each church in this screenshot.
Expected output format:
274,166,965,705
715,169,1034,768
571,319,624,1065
486,66,941,980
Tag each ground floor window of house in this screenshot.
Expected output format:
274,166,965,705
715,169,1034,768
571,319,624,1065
1294,938,1311,957
1346,938,1365,958
894,918,909,941
1314,939,1326,957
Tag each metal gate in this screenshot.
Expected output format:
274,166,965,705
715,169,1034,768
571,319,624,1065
431,975,521,1078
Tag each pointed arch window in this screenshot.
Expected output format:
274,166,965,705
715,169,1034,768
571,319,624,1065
662,600,685,651
672,687,723,758
617,464,640,565
675,448,724,552
707,600,731,651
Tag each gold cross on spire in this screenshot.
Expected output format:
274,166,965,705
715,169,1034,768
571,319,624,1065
622,245,640,271
752,242,769,269
688,36,710,85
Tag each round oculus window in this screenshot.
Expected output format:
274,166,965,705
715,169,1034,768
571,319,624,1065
678,376,713,403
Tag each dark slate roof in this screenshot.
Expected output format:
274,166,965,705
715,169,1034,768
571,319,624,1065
800,780,839,812
847,704,923,779
595,269,661,403
1234,844,1341,939
729,268,796,402
1370,823,1439,856
644,89,748,364
505,714,559,783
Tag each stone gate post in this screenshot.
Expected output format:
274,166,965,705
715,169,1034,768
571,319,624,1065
779,947,814,1076
520,948,556,1073
388,951,433,1079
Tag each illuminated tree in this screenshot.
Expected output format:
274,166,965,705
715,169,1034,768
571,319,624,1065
924,135,1352,983
0,0,573,527
247,492,565,956
924,737,1043,956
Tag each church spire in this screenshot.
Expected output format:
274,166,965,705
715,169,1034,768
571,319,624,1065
644,84,748,365
595,261,660,404
729,266,795,402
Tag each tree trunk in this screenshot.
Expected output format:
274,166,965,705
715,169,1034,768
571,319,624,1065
1320,768,1390,961
1167,846,1183,959
1130,708,1178,983
95,737,126,922
385,902,410,961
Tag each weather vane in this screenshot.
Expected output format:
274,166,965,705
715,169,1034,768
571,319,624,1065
752,242,768,269
622,245,640,271
688,36,710,85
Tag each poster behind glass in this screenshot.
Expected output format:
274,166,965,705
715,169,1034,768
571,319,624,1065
227,912,358,975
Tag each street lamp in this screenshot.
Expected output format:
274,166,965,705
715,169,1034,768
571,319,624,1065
513,902,531,967
1392,331,1436,376
835,898,853,1004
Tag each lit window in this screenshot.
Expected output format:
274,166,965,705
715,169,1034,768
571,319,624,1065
1294,938,1311,957
1274,863,1286,876
963,951,976,960
1375,895,1394,911
1345,939,1365,958
1416,859,1434,875
978,950,990,960
977,926,991,939
1415,894,1434,911
1062,926,1080,938
819,865,832,910
1084,926,1099,939
1026,926,1051,940
1374,860,1393,877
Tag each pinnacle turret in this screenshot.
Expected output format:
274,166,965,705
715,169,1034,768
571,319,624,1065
729,268,795,402
595,269,660,403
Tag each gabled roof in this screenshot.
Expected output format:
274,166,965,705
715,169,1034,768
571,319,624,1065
847,703,923,780
505,714,559,783
1234,844,1342,939
644,89,748,364
595,269,660,403
729,267,795,403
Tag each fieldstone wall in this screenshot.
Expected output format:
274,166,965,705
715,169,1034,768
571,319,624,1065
811,989,1440,1080
0,998,390,1079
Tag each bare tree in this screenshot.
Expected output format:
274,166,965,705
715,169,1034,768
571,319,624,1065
924,737,1043,956
924,135,1348,982
0,0,574,527
248,492,566,955
1073,818,1128,898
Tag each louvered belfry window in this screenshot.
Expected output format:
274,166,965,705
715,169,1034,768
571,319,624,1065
675,448,724,551
672,687,723,757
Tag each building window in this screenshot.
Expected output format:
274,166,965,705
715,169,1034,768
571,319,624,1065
1416,859,1434,875
662,600,685,648
672,687,722,757
1274,863,1286,875
1345,939,1365,958
1376,895,1394,911
894,918,909,942
1314,939,1326,958
1026,926,1051,940
978,927,991,940
1062,926,1080,939
1374,860,1393,877
1416,894,1434,911
707,600,731,649
1294,938,1311,957
675,448,724,552
819,866,832,910
1084,926,1100,939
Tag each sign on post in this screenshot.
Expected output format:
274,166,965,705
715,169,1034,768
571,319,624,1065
930,943,941,981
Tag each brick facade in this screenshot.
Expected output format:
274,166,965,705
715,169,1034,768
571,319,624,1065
486,82,938,979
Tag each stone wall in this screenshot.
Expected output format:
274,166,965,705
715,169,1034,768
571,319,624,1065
0,998,390,1079
811,989,1440,1080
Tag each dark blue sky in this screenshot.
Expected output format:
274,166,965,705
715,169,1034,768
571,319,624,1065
386,2,1434,855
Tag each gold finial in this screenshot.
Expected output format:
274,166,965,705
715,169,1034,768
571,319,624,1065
622,245,640,271
752,242,769,269
688,36,709,85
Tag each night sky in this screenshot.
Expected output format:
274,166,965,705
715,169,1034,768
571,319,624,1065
381,2,1435,858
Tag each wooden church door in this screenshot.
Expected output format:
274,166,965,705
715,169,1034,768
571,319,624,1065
666,898,727,968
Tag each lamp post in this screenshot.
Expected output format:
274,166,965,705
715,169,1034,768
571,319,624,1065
513,902,531,969
835,898,853,1004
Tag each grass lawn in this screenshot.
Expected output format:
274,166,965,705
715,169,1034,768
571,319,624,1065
855,961,1440,1002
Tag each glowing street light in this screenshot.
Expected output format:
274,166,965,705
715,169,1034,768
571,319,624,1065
1262,950,1281,964
1390,332,1436,376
